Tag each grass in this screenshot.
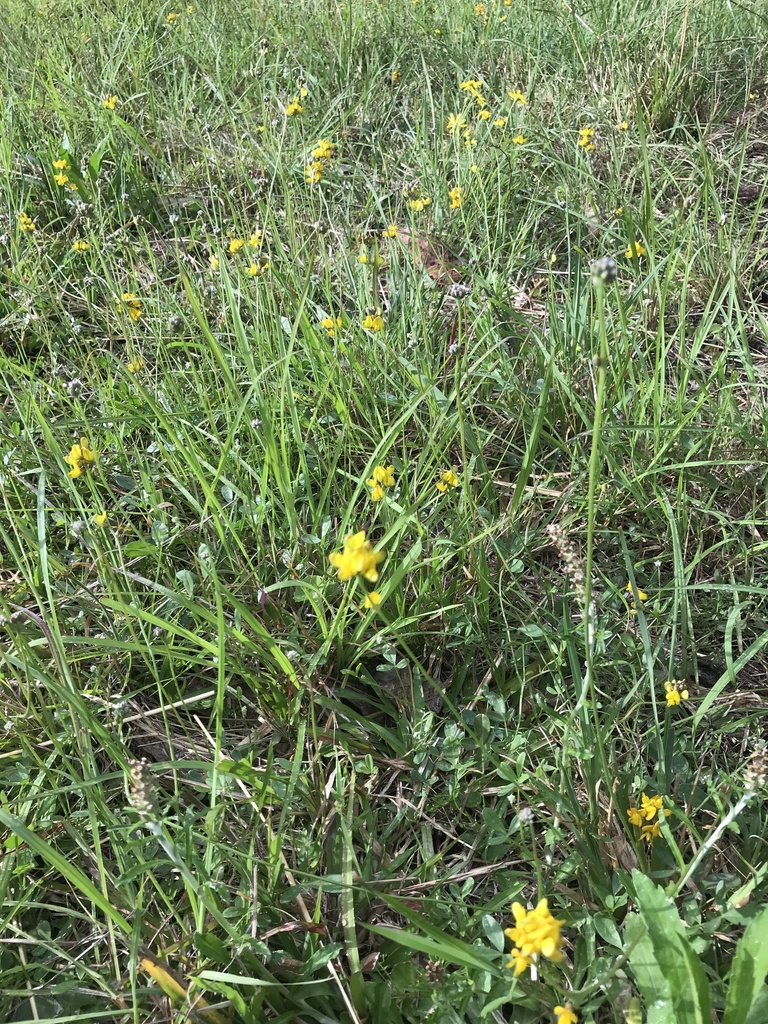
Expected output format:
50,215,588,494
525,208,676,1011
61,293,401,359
1,0,768,1021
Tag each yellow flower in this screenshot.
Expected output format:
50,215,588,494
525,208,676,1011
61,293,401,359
664,680,689,706
320,316,342,336
494,116,507,127
228,237,245,254
504,898,565,975
247,260,269,276
407,196,431,211
554,1004,578,1024
366,465,396,499
118,292,143,321
362,309,384,331
363,590,382,609
382,224,398,238
578,126,595,150
306,162,322,184
311,139,334,160
447,112,467,134
470,163,478,173
64,437,96,479
449,186,463,209
391,68,401,83
167,11,178,21
617,120,629,130
478,109,492,121
329,530,385,582
128,357,144,373
638,792,671,822
507,948,533,976
54,172,69,186
436,470,459,494
101,95,118,109
614,206,623,215
53,158,69,170
257,124,265,132
460,80,487,107
71,239,89,251
285,97,303,115
508,89,527,106
513,133,527,144
209,253,220,270
248,232,263,247
627,806,644,827
94,512,108,526
625,239,646,259
358,252,368,264
625,582,647,614
641,820,662,843
474,2,485,13
18,212,36,231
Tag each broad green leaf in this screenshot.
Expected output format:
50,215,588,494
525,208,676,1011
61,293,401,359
632,870,710,1024
625,913,676,1024
723,903,768,1024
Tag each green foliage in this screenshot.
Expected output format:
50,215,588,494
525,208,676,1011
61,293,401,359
0,0,767,1021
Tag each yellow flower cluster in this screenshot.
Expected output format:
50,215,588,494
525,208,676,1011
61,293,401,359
367,464,395,501
382,224,398,238
627,793,672,843
320,315,342,337
449,186,463,209
460,78,487,108
52,157,71,187
117,291,142,321
71,239,89,251
101,95,118,109
362,308,384,331
285,88,307,116
18,212,36,231
306,138,335,184
64,437,96,479
329,530,384,582
436,469,459,493
504,898,565,977
578,126,595,151
664,679,689,706
508,89,527,106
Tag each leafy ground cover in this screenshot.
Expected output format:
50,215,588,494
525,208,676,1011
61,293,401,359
1,0,768,1021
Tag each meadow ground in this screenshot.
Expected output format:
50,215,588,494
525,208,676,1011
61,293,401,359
1,0,768,1021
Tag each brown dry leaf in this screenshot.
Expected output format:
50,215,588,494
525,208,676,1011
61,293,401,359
394,228,463,285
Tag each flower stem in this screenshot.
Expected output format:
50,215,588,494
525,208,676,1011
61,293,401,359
582,283,612,817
